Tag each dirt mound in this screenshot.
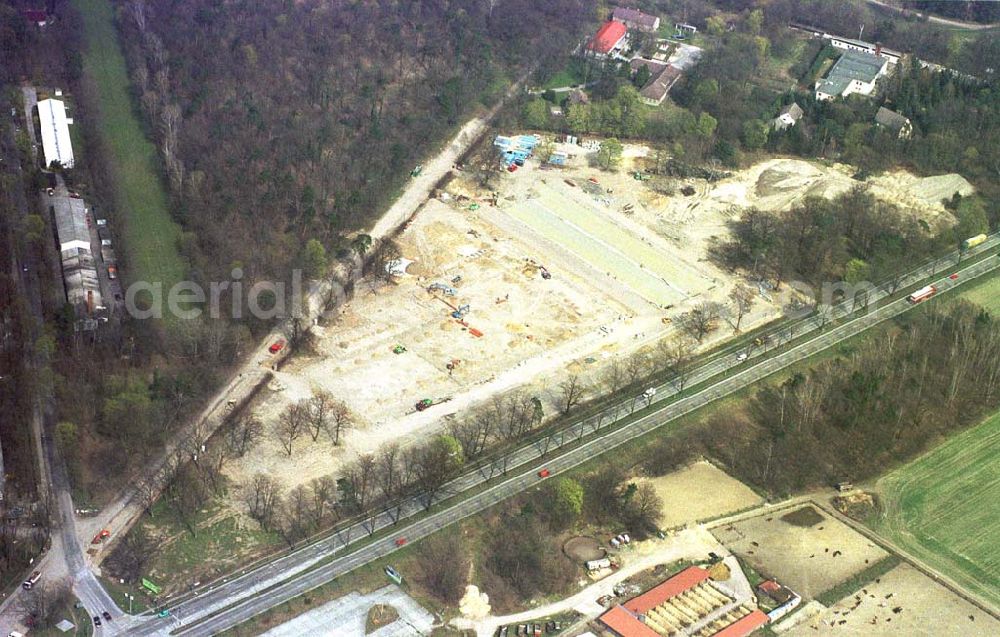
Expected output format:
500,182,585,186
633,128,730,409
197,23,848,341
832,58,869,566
754,162,848,203
458,585,491,619
872,171,974,206
366,604,399,633
563,535,606,562
780,505,825,528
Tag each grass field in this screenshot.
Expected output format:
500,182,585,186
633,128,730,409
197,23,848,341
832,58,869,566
74,0,185,290
959,270,1000,313
872,410,1000,609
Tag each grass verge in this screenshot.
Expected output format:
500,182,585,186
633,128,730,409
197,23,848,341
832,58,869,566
73,0,186,291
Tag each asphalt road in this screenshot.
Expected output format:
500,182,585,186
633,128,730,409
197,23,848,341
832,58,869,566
0,106,122,637
121,239,1000,637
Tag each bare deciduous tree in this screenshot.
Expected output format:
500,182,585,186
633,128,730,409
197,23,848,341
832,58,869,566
678,301,722,342
323,400,354,445
306,390,336,441
275,402,307,456
225,414,263,457
558,375,585,416
662,336,697,391
342,454,377,513
244,473,283,530
310,475,338,524
728,283,756,332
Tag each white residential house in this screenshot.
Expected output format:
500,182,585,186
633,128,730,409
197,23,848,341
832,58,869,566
772,103,804,130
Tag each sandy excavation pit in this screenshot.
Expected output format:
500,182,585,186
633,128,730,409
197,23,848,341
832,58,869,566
223,144,971,493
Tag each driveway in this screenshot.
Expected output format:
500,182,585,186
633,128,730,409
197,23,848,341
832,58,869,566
259,585,434,637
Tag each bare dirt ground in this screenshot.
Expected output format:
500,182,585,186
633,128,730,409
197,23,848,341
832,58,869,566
222,143,972,497
711,505,889,598
645,157,972,236
633,461,763,529
783,563,1000,636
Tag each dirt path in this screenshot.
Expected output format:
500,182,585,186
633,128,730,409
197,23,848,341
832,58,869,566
862,0,998,30
80,72,534,566
368,76,530,241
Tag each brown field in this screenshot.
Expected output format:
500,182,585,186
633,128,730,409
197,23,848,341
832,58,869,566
634,461,763,529
711,505,888,597
783,563,1000,636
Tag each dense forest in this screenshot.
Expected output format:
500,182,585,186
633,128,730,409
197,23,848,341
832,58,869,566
643,301,1000,497
902,0,1000,24
117,0,591,284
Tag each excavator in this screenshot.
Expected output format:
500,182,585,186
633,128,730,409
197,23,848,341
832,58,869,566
415,397,452,412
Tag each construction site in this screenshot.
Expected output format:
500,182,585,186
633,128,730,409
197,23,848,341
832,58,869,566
223,135,974,492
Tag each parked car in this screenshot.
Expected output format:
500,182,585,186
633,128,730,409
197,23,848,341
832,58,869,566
269,339,285,354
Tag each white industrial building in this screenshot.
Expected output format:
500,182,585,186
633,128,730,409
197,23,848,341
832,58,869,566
37,98,75,169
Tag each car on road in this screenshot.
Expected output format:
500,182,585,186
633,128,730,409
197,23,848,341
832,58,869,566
736,352,748,362
394,537,408,547
157,609,171,618
268,339,285,354
102,611,112,621
949,273,959,280
92,529,110,544
537,468,551,478
92,616,101,627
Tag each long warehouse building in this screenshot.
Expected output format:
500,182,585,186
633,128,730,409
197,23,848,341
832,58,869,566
52,197,101,312
37,98,75,169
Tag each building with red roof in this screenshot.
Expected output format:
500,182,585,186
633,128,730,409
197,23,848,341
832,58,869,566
624,566,711,614
21,9,49,26
587,21,627,58
599,565,770,637
710,609,770,637
599,605,662,637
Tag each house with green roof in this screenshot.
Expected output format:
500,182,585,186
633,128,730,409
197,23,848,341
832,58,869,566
815,50,888,101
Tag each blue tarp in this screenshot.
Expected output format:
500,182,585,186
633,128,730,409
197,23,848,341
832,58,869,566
495,134,540,166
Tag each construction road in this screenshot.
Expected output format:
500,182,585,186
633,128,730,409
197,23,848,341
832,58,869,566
116,237,1000,636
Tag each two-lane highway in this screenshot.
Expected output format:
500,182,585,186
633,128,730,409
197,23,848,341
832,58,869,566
124,239,1000,636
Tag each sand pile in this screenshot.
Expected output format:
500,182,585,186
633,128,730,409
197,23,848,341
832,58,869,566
459,585,491,619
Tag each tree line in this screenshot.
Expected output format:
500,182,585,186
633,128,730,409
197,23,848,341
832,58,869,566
643,301,1000,496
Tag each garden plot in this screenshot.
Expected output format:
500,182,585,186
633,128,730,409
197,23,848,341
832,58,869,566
784,563,1000,637
711,505,888,598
